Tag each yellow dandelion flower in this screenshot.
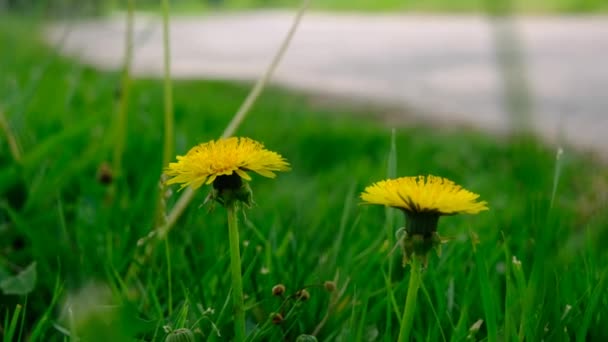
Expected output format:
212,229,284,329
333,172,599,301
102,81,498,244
360,175,488,215
361,175,488,263
165,137,289,340
165,137,290,190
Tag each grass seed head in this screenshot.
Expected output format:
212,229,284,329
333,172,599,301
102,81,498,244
271,312,284,325
272,284,286,296
97,162,113,185
323,281,336,292
295,289,311,301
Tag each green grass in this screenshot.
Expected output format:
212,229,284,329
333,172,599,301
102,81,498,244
2,15,608,341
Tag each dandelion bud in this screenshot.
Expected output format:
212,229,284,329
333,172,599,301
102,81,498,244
323,281,336,293
96,162,113,185
165,328,195,342
271,312,284,325
295,289,310,301
295,334,319,342
272,284,286,296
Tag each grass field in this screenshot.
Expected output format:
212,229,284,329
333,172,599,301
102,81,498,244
1,14,608,341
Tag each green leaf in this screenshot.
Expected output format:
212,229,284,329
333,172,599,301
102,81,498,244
0,262,37,295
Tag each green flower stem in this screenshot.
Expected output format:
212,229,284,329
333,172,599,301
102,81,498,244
398,258,421,342
227,204,246,341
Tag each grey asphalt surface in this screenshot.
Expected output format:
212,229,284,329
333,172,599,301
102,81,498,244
46,11,608,159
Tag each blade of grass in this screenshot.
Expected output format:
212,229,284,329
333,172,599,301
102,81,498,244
502,240,516,342
472,238,498,342
5,304,22,342
451,274,476,342
17,296,27,342
152,0,175,230
329,182,356,270
382,264,401,319
384,128,397,340
161,0,174,169
521,225,549,340
208,288,232,342
164,238,173,316
511,255,527,341
549,147,564,210
0,108,22,163
3,309,8,338
420,282,447,342
354,297,369,341
30,275,63,340
576,269,607,341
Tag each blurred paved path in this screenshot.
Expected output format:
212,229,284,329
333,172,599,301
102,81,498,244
46,12,608,158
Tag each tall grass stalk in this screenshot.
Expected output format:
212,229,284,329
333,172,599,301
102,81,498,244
111,0,134,178
577,270,607,340
154,0,174,226
474,244,498,342
148,0,175,294
161,0,174,168
164,237,173,316
125,0,175,281
549,147,564,209
384,128,397,339
17,296,27,342
3,304,22,342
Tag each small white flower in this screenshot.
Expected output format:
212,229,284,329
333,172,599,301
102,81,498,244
512,256,522,266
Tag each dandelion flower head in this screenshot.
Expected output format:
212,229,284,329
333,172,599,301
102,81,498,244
361,175,488,215
165,137,290,190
